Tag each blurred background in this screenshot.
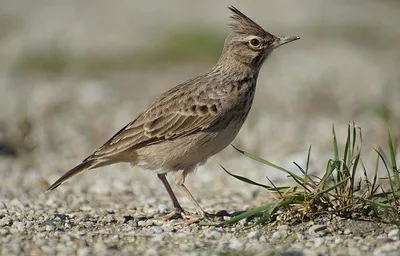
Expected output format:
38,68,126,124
1,0,400,207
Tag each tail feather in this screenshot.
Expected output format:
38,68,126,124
46,160,98,192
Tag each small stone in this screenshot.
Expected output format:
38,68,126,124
9,198,26,209
93,242,107,254
377,234,388,239
9,227,19,234
360,245,371,251
223,216,231,221
77,247,91,256
13,221,27,231
151,226,163,234
247,231,260,240
45,198,61,208
278,225,289,231
344,229,352,235
239,218,248,225
161,223,175,232
138,220,154,227
271,230,287,241
174,232,187,239
309,225,327,236
151,234,165,243
206,230,222,240
152,219,164,226
0,216,12,226
375,242,398,253
41,246,56,254
228,238,243,250
157,204,170,214
80,205,92,212
313,237,324,248
388,229,399,240
296,233,305,241
334,237,343,244
45,225,55,231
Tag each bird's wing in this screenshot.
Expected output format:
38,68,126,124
85,83,230,161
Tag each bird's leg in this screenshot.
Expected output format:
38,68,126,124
157,173,187,220
172,170,214,220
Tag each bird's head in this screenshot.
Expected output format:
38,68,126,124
219,6,299,71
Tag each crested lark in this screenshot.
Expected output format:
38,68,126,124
47,6,299,219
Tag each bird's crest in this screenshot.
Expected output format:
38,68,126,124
228,6,268,37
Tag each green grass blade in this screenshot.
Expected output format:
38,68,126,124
306,145,312,173
332,123,341,184
251,199,289,227
231,145,305,183
332,123,339,162
220,165,272,190
316,176,351,197
318,159,335,191
370,155,380,198
344,123,351,168
387,129,399,189
376,149,398,209
349,151,361,202
352,123,357,157
200,199,285,226
293,162,314,191
363,198,397,209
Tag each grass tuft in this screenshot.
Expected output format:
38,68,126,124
201,123,400,226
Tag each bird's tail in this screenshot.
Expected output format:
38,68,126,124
46,159,100,192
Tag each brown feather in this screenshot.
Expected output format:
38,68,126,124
46,159,99,192
228,6,268,37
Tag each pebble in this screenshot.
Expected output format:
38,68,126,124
313,238,324,248
206,230,222,240
45,225,55,231
151,234,165,243
80,205,93,212
77,247,91,256
0,217,12,226
93,242,107,254
388,229,399,240
41,246,56,254
152,226,163,234
271,229,288,241
228,238,243,250
138,220,154,227
9,198,26,209
344,229,352,235
247,231,261,240
161,223,175,232
309,225,327,236
374,242,399,254
157,204,170,214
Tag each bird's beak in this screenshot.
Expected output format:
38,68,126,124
271,36,300,49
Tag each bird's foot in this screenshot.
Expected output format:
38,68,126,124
152,207,190,221
183,211,216,224
154,208,216,224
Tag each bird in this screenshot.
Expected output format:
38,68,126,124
46,6,299,220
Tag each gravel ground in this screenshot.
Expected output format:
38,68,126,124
1,1,400,255
1,194,400,255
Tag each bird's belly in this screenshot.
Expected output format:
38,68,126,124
134,114,246,173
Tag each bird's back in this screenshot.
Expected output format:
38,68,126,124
87,69,257,168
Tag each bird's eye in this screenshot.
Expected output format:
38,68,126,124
250,38,260,47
